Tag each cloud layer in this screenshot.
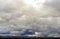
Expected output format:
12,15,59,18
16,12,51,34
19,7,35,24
0,0,60,37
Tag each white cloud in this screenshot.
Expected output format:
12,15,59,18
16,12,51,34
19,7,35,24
0,0,60,37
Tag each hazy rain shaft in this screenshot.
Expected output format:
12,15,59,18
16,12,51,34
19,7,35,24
0,0,60,37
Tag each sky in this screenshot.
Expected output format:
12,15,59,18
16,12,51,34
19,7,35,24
0,0,60,37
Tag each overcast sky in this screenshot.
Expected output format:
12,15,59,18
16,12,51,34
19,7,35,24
0,0,60,37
